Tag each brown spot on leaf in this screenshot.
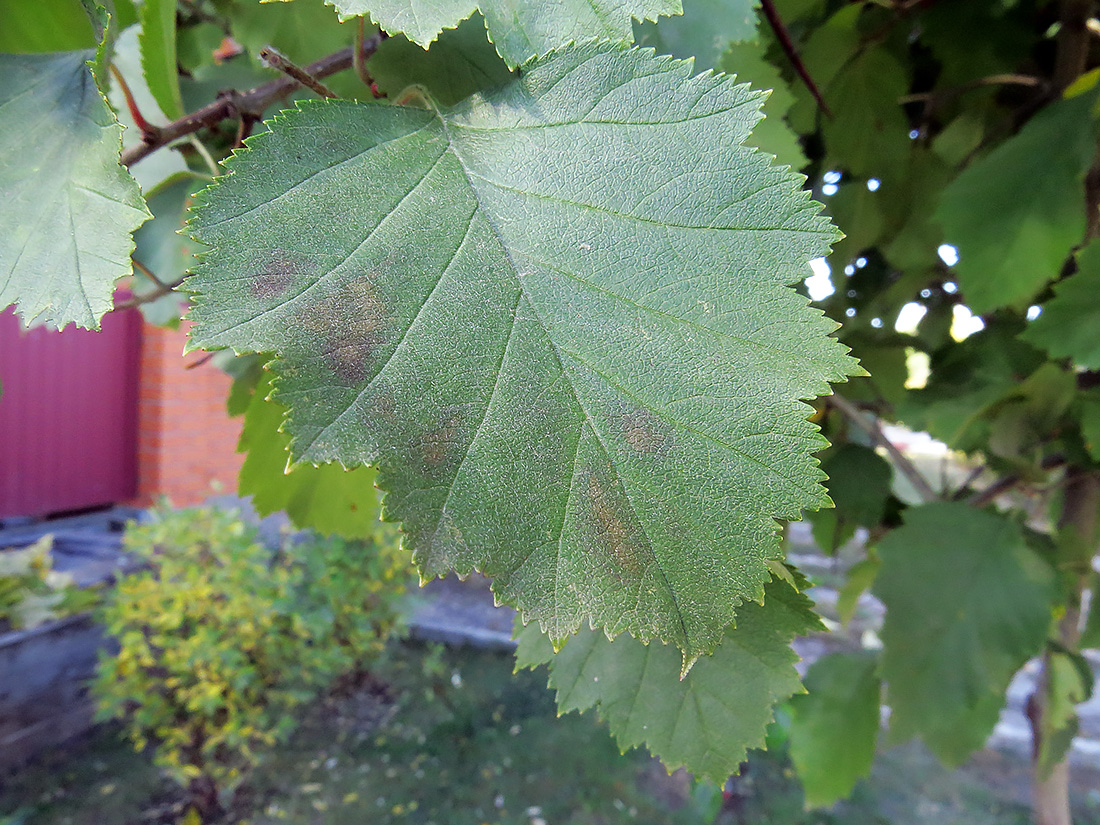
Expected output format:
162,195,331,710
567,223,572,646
367,382,398,423
249,251,304,300
421,409,464,470
587,473,643,577
619,406,666,455
303,279,390,385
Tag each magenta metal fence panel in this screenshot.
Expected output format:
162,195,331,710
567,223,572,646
0,307,142,519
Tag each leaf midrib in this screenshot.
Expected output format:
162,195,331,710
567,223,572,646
437,106,694,650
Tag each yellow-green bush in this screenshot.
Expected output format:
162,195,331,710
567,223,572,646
93,505,410,820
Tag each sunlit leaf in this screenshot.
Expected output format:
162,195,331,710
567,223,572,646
238,371,385,538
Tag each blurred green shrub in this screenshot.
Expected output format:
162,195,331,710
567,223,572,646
0,536,98,632
92,505,410,821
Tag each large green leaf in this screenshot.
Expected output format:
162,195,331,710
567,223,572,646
187,41,857,662
329,0,681,67
0,52,150,329
874,503,1055,765
515,575,821,781
788,652,881,808
238,371,385,538
1022,239,1100,370
933,88,1098,315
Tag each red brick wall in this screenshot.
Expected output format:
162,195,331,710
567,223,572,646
131,321,244,507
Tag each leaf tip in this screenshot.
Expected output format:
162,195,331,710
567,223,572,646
680,652,699,679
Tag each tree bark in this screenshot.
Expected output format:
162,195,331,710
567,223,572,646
1030,471,1100,825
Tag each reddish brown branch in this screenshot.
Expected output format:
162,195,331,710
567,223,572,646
259,46,337,99
355,18,386,98
759,0,832,118
109,65,162,141
121,33,385,167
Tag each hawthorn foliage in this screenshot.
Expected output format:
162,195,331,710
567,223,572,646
4,0,1100,821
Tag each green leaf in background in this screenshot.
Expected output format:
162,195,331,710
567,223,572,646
821,50,911,182
634,0,758,71
898,326,1046,452
187,41,856,662
138,0,184,119
229,0,353,66
934,87,1099,315
0,52,150,329
874,503,1055,765
1023,240,1100,370
720,38,806,169
784,4,860,135
238,372,385,538
328,0,681,67
131,172,204,325
835,555,879,626
516,575,821,781
0,0,97,52
1080,392,1100,462
788,652,881,808
810,444,892,552
369,13,513,106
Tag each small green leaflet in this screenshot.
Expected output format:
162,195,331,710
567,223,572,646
515,575,821,781
1023,239,1100,370
138,0,184,119
1034,647,1092,779
874,502,1054,766
327,0,681,67
934,87,1099,315
788,651,881,808
238,371,385,538
0,51,150,329
187,41,857,663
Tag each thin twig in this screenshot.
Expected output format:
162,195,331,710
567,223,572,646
828,394,939,504
950,463,988,501
185,352,217,370
109,65,162,140
132,257,169,290
759,0,832,118
121,35,385,167
966,455,1067,508
355,18,386,98
259,46,337,99
898,73,1045,106
114,259,186,310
